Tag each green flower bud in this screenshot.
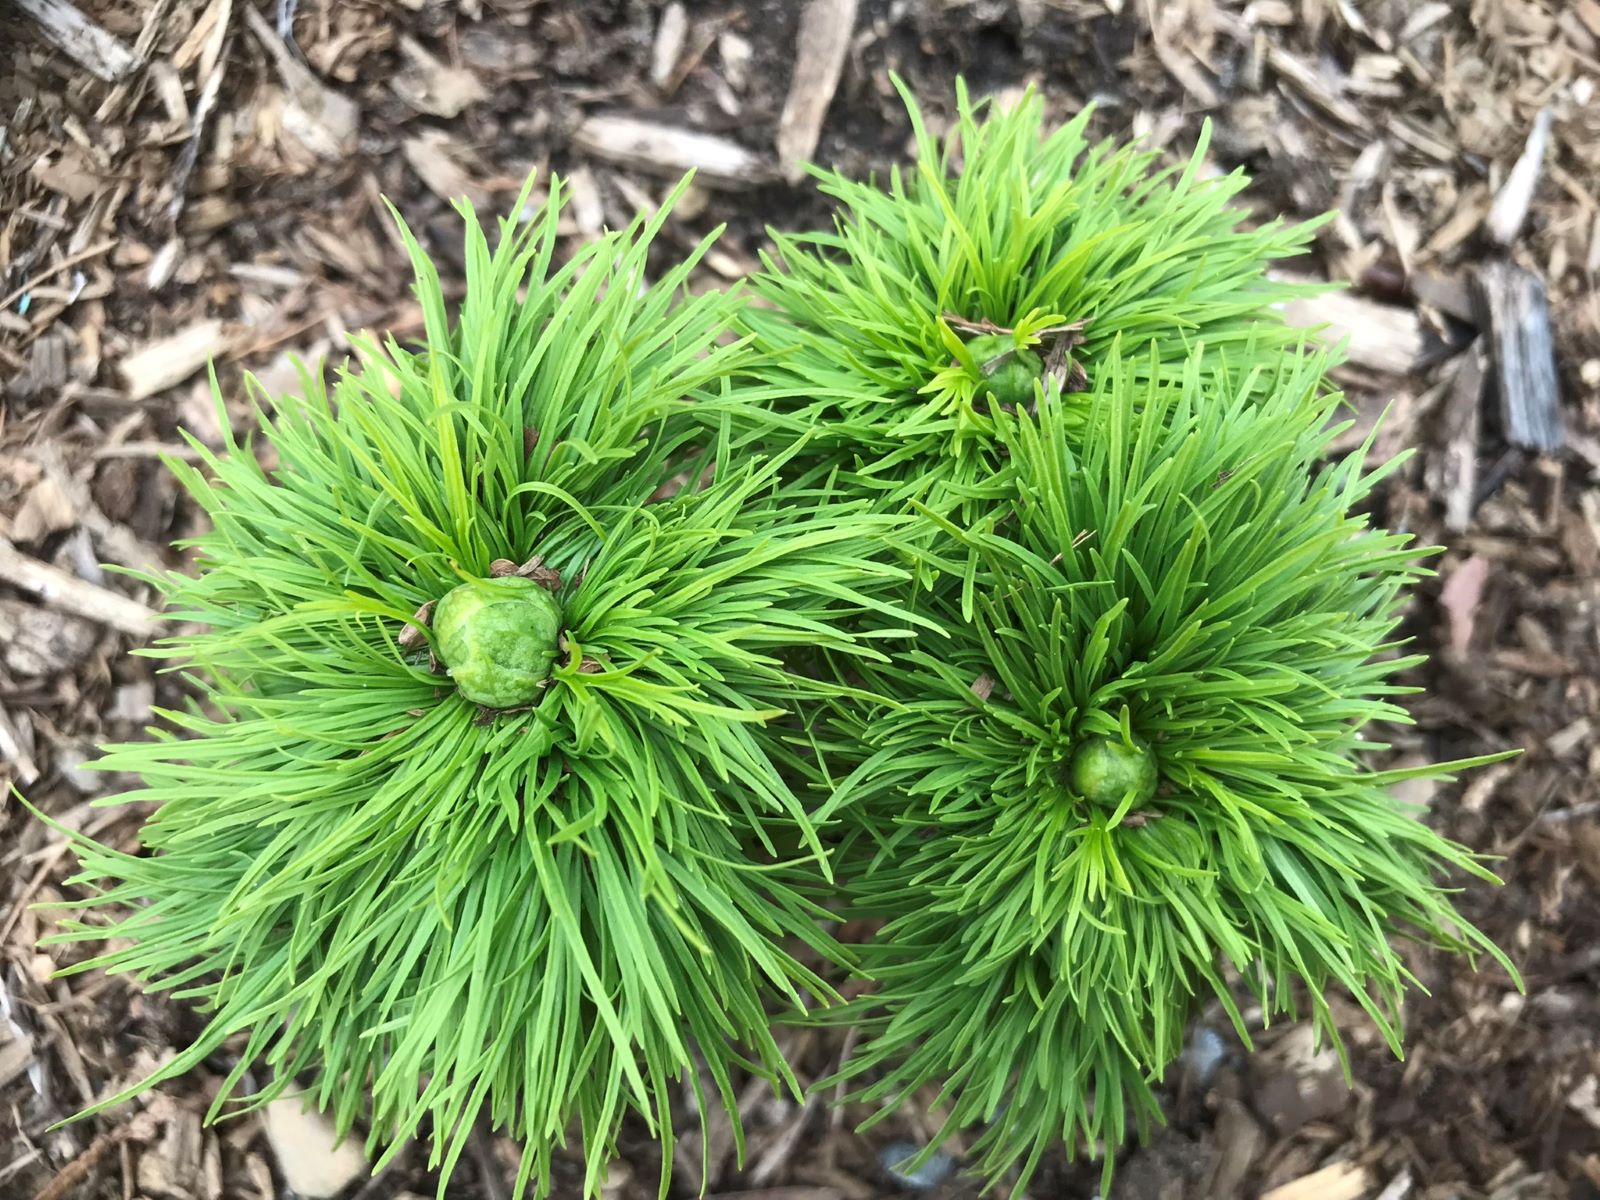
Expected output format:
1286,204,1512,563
1067,733,1158,809
433,576,562,709
965,333,1043,410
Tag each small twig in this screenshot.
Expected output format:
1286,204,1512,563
1533,799,1600,827
0,841,73,948
0,537,160,638
29,1106,164,1200
91,441,208,462
0,1147,44,1190
0,240,117,313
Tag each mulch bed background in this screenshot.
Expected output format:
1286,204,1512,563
3,1,1599,1197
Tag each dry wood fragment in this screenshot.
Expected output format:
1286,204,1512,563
1410,271,1476,325
1146,0,1219,106
0,702,40,786
1472,260,1563,454
166,0,232,225
573,115,775,189
118,318,228,401
776,0,859,179
28,1102,169,1200
0,536,159,638
1264,43,1364,128
1487,109,1552,246
15,0,136,82
1437,344,1486,533
0,238,116,313
1282,287,1428,375
402,131,484,206
244,2,358,162
137,1110,203,1199
650,2,688,91
392,33,487,119
1201,1098,1265,1198
1259,1160,1370,1200
1206,9,1361,124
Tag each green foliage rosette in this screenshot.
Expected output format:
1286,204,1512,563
42,180,922,1196
816,351,1515,1192
739,78,1325,513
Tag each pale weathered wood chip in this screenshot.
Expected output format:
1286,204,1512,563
263,1096,369,1199
1259,1160,1370,1200
0,538,158,638
650,2,688,91
1436,344,1486,533
1282,286,1428,375
15,0,136,82
775,0,858,179
1486,108,1552,246
392,33,488,119
118,318,228,401
573,115,775,189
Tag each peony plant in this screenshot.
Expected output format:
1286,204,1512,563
813,349,1514,1193
41,178,923,1196
735,77,1327,516
33,79,1515,1200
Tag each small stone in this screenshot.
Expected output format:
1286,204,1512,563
1182,1024,1228,1089
263,1097,369,1199
880,1140,956,1190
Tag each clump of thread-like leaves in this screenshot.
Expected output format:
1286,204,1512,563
814,347,1515,1194
41,178,924,1197
34,76,1518,1200
737,76,1326,513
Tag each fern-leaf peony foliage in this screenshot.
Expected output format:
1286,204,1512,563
738,77,1328,511
819,351,1514,1193
32,76,1518,1200
43,179,921,1197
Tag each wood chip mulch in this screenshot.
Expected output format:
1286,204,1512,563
3,1,1599,1198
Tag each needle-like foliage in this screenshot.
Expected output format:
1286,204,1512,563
816,347,1515,1194
42,180,923,1197
738,78,1325,513
33,73,1516,1200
